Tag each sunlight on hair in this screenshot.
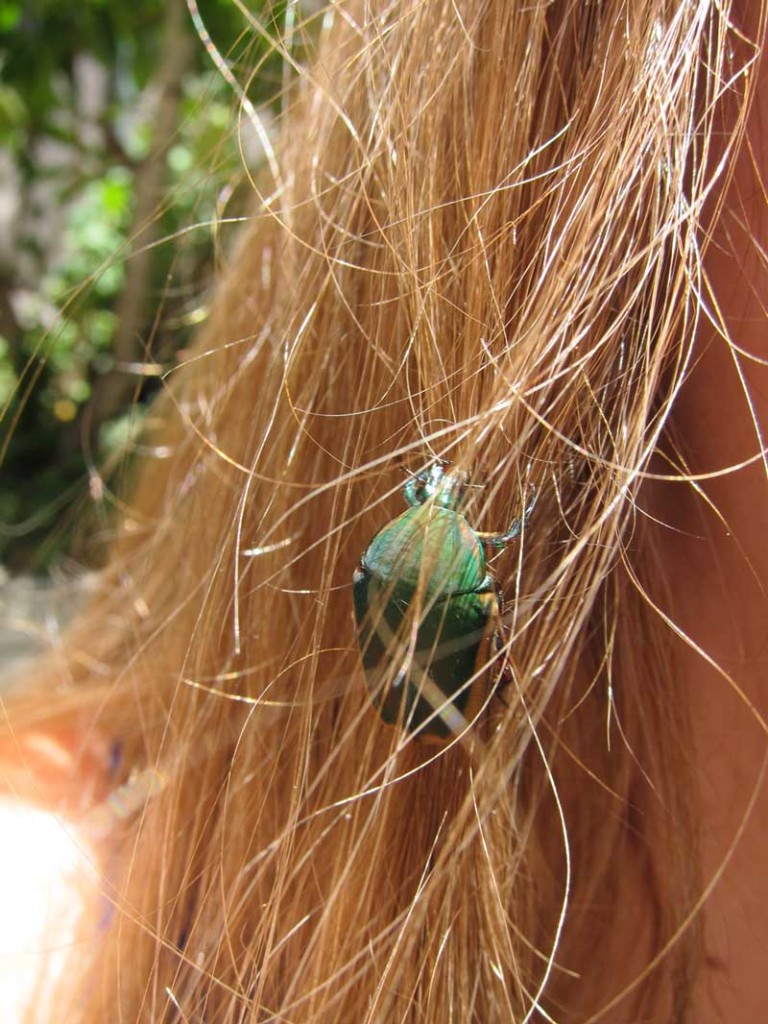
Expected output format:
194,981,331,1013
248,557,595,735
0,799,99,1024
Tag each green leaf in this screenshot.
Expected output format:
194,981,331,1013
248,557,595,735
0,2,22,33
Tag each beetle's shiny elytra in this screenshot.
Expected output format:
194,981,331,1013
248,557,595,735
353,465,534,742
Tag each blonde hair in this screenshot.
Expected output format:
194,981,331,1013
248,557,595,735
7,0,766,1020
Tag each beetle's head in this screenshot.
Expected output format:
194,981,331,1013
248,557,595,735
405,463,470,510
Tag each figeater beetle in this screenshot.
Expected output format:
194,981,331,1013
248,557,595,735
353,464,535,742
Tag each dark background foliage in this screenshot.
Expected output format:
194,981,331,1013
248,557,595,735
0,0,299,569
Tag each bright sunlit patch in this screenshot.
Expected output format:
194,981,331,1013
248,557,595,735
0,798,99,1023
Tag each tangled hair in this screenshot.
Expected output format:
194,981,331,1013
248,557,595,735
5,0,767,1021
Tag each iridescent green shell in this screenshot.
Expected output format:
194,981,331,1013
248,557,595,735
361,505,486,595
353,503,502,742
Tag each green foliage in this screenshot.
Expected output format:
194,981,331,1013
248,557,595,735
0,0,308,569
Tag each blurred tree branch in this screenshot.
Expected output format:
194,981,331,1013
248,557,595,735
83,0,195,444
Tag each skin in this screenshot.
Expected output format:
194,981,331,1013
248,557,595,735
653,26,768,1019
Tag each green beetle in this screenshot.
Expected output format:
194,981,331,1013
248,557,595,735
353,464,535,743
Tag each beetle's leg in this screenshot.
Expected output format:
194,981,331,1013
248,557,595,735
477,484,537,549
403,475,422,507
495,655,515,694
482,581,514,694
476,523,522,548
